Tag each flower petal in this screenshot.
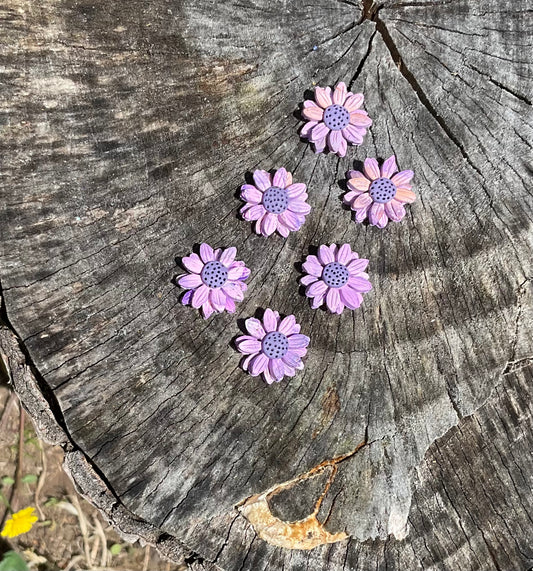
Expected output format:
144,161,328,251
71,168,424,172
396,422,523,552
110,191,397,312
344,93,364,112
311,293,325,309
302,255,323,277
353,192,373,209
333,82,348,105
391,170,414,187
241,353,254,371
337,136,347,157
301,120,318,137
381,155,397,178
302,106,324,121
300,274,318,286
263,365,276,384
182,253,203,274
328,130,342,153
202,300,215,319
354,204,371,223
277,221,290,237
222,282,244,301
350,110,372,127
394,188,416,204
253,169,272,191
287,199,311,215
315,86,333,108
307,280,328,297
263,308,278,332
343,191,361,204
282,351,301,368
314,136,327,154
363,158,380,180
369,202,388,228
246,317,266,339
278,315,296,335
236,336,262,354
347,172,371,191
326,287,342,313
342,125,364,145
261,212,278,236
210,288,226,311
318,244,334,264
279,210,302,231
219,247,236,267
336,243,352,265
347,258,369,275
250,353,269,376
227,265,246,280
191,284,210,308
348,276,373,292
241,204,265,221
288,334,310,349
181,289,193,305
385,200,406,222
273,167,288,188
241,185,262,204
270,358,285,381
340,287,363,310
286,183,306,198
178,274,202,289
310,122,329,142
199,243,215,263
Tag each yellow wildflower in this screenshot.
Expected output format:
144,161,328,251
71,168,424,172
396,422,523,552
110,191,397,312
1,507,38,538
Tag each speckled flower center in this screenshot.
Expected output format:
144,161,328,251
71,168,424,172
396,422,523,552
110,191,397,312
323,104,350,131
262,331,289,359
200,261,228,288
322,262,349,288
263,186,288,214
369,177,397,203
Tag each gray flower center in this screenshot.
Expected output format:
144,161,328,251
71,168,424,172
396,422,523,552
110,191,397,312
263,186,289,214
200,261,228,288
369,177,397,203
322,262,349,288
262,331,289,359
323,104,350,131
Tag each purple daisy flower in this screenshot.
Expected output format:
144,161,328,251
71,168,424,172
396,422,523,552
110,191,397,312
235,309,310,384
344,156,416,228
177,243,250,319
301,244,372,314
240,168,311,237
300,82,372,157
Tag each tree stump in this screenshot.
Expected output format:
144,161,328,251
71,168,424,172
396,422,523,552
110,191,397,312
1,0,533,569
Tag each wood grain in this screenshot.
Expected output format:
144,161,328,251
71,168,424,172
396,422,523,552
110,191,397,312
1,0,532,568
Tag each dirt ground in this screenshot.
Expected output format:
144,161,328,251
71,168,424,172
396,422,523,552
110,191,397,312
0,383,185,571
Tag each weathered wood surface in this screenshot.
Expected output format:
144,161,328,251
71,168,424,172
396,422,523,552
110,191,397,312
1,0,532,568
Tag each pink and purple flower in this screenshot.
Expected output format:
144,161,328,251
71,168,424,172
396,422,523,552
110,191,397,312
236,309,310,384
301,244,372,314
300,82,372,157
240,168,311,237
344,156,415,228
177,243,250,319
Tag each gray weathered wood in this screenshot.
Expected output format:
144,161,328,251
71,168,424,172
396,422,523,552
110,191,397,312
1,0,532,568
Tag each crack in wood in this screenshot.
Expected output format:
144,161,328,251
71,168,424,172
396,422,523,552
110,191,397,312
236,440,367,549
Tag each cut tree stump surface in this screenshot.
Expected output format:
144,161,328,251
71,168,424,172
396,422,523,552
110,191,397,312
1,0,533,569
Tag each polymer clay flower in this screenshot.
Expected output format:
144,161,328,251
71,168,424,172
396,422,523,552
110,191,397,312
240,168,311,237
301,244,372,314
300,82,372,156
177,243,250,319
236,309,310,384
344,156,415,228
